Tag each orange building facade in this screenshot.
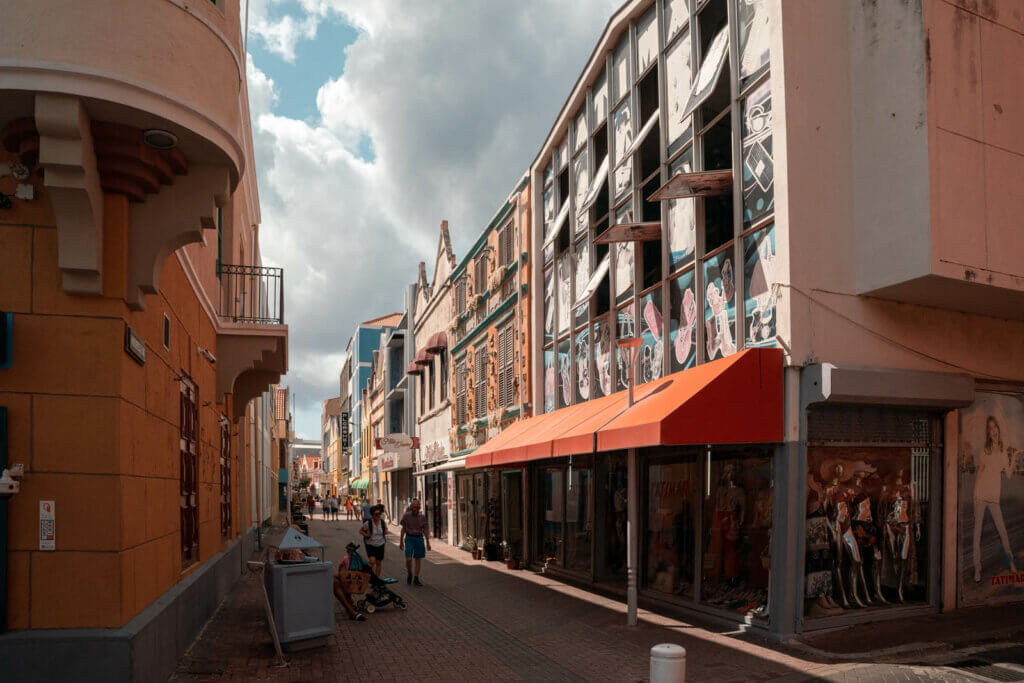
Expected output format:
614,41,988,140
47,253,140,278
0,1,287,680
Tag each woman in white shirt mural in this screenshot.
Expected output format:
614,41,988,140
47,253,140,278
972,416,1018,582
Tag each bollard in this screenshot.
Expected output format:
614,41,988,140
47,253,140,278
650,643,686,682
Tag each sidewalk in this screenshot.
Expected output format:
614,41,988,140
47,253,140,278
169,519,1016,682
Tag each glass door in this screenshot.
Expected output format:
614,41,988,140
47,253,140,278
502,471,524,561
536,467,565,566
596,452,628,582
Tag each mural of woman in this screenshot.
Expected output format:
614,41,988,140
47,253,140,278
972,416,1018,582
641,297,663,382
674,287,697,366
705,280,736,360
596,321,612,396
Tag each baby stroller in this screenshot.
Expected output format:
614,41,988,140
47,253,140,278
344,543,407,613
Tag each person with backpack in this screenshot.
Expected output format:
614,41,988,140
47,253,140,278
360,505,388,576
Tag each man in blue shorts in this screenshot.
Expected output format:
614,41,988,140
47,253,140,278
399,498,430,586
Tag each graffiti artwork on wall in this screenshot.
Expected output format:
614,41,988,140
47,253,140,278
743,224,776,348
593,316,613,398
575,326,590,402
742,80,773,226
544,348,555,413
703,252,736,361
669,269,697,373
639,287,663,384
958,392,1024,606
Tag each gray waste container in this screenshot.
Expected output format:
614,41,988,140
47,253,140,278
264,528,334,650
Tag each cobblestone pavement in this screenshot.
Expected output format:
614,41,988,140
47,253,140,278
170,519,1018,682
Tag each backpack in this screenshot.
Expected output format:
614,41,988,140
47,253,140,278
362,519,386,543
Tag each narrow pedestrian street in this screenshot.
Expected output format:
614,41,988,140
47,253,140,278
169,520,1024,682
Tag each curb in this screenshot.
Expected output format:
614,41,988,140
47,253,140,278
786,626,1024,663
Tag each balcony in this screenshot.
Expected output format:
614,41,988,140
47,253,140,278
215,264,289,418
218,264,285,325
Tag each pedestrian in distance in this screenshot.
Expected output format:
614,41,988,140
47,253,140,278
331,495,339,520
399,498,431,586
346,497,355,520
360,505,389,577
361,498,373,524
307,495,315,518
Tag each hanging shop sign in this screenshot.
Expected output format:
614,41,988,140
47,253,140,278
341,412,350,449
39,500,55,551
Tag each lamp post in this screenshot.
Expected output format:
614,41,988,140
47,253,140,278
617,336,642,626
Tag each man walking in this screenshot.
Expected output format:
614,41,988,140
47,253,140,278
361,498,373,524
399,499,430,586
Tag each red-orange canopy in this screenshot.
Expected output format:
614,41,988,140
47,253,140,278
465,348,782,469
426,332,448,353
407,361,422,375
414,349,433,366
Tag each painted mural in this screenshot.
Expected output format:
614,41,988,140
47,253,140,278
593,316,613,398
743,224,776,348
544,348,555,413
742,79,773,227
667,150,696,272
639,287,663,384
575,325,590,403
703,250,736,361
613,98,634,199
558,337,571,410
669,269,697,373
616,302,637,392
958,392,1024,606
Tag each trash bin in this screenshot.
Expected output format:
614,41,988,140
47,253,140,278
264,528,334,651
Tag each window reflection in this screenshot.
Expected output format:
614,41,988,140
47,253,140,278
566,466,593,572
647,457,699,598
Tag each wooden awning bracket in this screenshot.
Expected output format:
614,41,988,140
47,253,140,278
647,170,733,201
593,221,663,244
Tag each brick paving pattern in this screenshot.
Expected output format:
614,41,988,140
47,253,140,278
170,519,1020,682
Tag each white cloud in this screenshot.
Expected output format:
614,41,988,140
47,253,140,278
246,0,621,437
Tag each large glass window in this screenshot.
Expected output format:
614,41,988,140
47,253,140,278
666,151,696,272
636,8,658,76
806,446,933,616
557,337,571,410
537,468,565,564
664,29,693,151
614,241,635,306
639,286,664,383
593,315,613,398
738,0,770,83
575,325,591,403
597,453,628,581
616,301,637,391
557,255,572,335
742,79,774,227
669,269,698,372
566,465,594,572
544,266,554,345
646,456,699,598
543,347,555,413
743,224,776,348
703,248,736,361
612,98,634,200
700,449,772,616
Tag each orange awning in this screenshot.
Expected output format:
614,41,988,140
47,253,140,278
464,348,782,469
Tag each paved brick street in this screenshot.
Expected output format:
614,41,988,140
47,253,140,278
169,520,1023,682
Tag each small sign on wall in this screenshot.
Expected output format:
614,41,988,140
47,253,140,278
39,500,55,550
123,324,146,366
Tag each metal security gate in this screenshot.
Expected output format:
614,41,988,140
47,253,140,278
220,418,232,539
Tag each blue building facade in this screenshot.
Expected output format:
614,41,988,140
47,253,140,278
347,315,400,477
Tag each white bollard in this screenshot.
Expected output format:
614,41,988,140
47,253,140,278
650,643,686,682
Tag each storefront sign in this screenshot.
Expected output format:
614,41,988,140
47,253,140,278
379,449,413,472
341,412,350,449
39,500,55,551
375,434,419,451
958,391,1024,606
123,324,146,366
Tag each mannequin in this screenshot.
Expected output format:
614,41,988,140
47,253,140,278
881,470,916,603
710,463,746,581
849,467,885,605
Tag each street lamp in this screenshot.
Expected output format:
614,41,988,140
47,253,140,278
617,335,642,627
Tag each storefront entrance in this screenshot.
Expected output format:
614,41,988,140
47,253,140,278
532,457,594,576
502,471,524,562
425,473,448,542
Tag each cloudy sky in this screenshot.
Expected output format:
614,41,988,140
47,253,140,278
245,0,621,438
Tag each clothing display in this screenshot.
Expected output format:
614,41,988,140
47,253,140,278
804,448,929,616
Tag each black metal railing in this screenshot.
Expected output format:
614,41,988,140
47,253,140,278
218,264,284,325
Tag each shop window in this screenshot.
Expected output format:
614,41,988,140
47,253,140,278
557,337,571,409
667,150,696,272
700,449,772,616
614,239,635,307
556,255,572,335
665,29,693,154
473,343,487,419
741,80,774,227
592,315,613,398
595,242,611,318
612,98,633,200
219,418,231,539
572,150,590,236
575,325,591,403
566,464,594,573
639,286,663,383
738,0,770,84
743,224,777,348
543,266,555,345
592,70,609,125
668,269,698,372
664,0,688,45
616,302,637,392
646,455,700,598
543,346,555,413
574,239,590,328
596,453,628,581
180,376,199,567
574,108,588,153
703,247,737,361
536,467,565,566
698,0,728,60
636,7,658,77
558,170,571,254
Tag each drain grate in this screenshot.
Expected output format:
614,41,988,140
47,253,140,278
948,659,1024,682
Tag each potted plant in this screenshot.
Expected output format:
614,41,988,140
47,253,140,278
466,536,481,560
501,541,518,570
